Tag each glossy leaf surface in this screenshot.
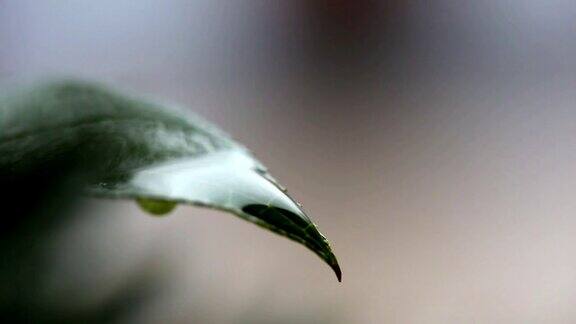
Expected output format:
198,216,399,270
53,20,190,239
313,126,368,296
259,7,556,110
0,80,341,281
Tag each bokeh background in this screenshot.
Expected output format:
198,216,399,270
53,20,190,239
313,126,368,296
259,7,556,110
2,1,576,323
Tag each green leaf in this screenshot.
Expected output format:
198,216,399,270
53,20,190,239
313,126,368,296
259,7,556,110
0,80,341,281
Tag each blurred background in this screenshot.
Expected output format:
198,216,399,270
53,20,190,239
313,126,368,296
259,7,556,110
1,0,576,323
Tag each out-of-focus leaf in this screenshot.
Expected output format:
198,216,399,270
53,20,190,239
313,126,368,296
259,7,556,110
0,80,341,281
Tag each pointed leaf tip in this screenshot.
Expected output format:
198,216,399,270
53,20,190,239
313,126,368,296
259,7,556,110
323,248,342,282
333,261,342,282
241,203,341,281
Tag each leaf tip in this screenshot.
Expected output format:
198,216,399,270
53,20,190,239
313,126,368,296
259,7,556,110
332,259,342,282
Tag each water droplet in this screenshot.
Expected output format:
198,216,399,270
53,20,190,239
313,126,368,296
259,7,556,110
137,198,177,216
